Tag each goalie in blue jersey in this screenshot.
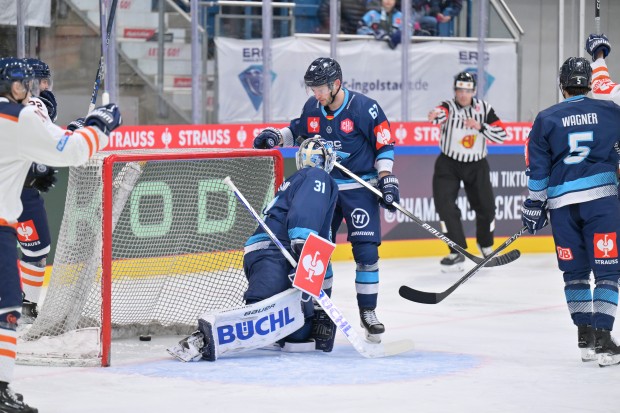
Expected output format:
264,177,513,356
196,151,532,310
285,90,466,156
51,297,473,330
167,137,339,362
522,56,620,367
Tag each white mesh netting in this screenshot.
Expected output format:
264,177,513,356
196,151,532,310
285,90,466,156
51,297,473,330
18,149,280,366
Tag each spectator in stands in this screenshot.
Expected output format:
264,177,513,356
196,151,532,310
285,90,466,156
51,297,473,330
412,0,438,36
357,0,404,49
318,0,380,35
435,0,463,37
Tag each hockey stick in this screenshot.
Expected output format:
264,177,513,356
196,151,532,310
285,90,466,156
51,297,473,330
89,0,119,113
595,0,601,35
332,162,521,267
224,176,414,358
399,226,527,304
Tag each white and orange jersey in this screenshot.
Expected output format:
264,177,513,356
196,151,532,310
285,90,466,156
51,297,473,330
591,58,620,104
0,97,108,222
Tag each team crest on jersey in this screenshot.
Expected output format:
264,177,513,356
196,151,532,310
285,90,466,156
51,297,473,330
373,121,393,146
594,233,617,258
556,246,573,261
340,118,354,134
308,117,320,133
16,220,39,242
461,134,476,148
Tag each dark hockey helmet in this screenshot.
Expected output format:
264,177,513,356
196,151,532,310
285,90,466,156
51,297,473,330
304,57,342,88
296,135,336,173
0,57,34,96
558,57,592,91
23,58,51,80
454,71,476,90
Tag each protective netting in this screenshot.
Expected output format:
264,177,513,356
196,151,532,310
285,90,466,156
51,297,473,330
18,149,280,365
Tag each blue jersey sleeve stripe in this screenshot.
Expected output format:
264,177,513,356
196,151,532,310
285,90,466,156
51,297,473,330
244,233,271,247
376,150,395,161
288,227,318,241
547,172,616,197
528,177,549,191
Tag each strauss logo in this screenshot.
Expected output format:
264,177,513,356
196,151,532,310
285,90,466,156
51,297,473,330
17,223,34,241
301,251,325,282
597,234,614,258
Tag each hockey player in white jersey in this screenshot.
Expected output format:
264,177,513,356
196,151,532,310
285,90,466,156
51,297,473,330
584,34,617,102
0,57,122,412
18,58,61,322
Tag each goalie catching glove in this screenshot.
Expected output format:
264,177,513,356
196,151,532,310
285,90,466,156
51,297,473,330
24,163,58,192
378,174,400,212
253,127,282,149
85,103,122,135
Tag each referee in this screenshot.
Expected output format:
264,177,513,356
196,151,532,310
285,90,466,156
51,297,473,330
427,72,507,272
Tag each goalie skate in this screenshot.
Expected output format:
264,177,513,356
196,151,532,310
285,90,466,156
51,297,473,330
166,332,205,363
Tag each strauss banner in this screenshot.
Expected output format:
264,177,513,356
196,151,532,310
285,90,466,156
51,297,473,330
215,37,518,123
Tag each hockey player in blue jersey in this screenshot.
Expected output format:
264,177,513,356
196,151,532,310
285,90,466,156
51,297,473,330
522,56,620,367
253,57,399,343
167,137,339,361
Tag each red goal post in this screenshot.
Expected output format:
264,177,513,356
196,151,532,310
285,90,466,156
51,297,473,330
18,149,283,367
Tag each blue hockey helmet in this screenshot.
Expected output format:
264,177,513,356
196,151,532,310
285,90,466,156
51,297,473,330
295,136,335,173
304,57,342,88
23,58,51,80
559,57,592,91
0,57,34,98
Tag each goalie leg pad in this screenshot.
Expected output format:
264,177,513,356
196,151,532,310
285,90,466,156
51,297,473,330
311,307,336,352
194,289,305,360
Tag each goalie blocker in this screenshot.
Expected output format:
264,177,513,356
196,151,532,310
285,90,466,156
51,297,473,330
167,288,337,362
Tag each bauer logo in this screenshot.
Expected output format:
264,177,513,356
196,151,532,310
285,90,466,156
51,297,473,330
238,65,276,111
216,308,295,344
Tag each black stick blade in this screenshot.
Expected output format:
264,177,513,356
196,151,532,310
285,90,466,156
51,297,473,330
399,285,446,304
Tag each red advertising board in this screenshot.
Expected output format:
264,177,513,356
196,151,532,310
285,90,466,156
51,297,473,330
103,122,532,151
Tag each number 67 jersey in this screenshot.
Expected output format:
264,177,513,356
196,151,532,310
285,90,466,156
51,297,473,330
525,95,620,210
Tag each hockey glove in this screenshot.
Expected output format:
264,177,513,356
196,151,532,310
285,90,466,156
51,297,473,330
378,174,400,212
521,199,549,235
585,33,611,61
388,29,401,50
38,90,58,122
253,127,282,149
24,163,58,193
85,103,122,135
66,117,85,132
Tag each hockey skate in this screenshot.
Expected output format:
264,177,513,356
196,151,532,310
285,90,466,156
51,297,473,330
0,383,37,413
167,331,209,362
478,245,494,258
440,253,465,272
594,328,620,367
20,301,38,325
360,308,385,343
577,324,596,362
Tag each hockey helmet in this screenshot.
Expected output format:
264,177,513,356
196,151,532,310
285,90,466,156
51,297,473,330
0,57,34,97
23,58,51,80
304,57,342,88
454,71,476,90
295,136,336,173
558,57,592,91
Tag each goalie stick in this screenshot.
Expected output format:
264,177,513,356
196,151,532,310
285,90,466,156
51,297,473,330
89,0,119,113
223,176,414,358
332,162,521,267
399,226,527,304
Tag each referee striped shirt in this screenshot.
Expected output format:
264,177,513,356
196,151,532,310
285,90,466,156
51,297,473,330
431,98,507,162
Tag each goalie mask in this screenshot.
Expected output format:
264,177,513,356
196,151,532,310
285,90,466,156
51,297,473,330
295,137,335,173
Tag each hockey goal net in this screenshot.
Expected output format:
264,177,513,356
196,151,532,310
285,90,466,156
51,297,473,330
18,149,283,367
